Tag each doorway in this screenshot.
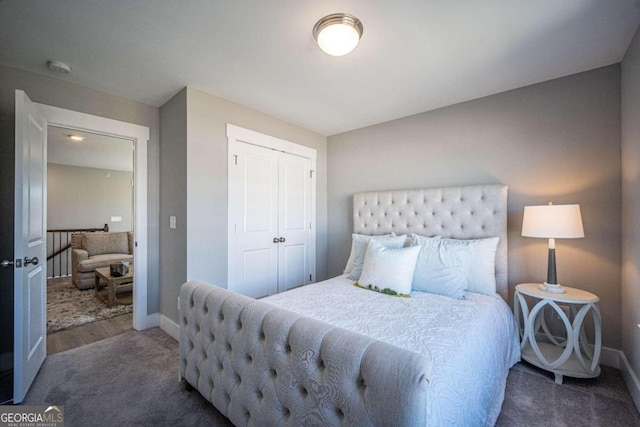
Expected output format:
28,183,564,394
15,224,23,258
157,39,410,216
35,102,150,331
7,94,150,404
46,126,135,353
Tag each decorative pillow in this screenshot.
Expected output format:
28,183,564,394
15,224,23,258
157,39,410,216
347,234,407,281
356,240,420,297
83,232,129,257
343,233,392,274
410,235,472,299
438,236,500,296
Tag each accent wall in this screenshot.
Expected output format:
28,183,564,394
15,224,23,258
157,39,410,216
327,65,621,349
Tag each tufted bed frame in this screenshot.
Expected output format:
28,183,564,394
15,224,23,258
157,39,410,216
179,184,508,426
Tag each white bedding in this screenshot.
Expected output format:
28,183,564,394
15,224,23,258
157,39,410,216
263,275,521,426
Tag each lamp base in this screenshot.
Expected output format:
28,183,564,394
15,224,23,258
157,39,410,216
539,282,566,294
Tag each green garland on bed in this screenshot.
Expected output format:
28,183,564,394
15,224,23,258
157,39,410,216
353,282,411,298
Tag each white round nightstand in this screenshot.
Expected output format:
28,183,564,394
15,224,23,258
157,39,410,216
514,283,602,384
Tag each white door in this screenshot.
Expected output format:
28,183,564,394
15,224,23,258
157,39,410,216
229,142,279,298
278,153,312,292
14,90,47,403
228,139,314,297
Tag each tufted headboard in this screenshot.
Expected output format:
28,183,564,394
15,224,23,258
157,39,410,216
353,184,508,300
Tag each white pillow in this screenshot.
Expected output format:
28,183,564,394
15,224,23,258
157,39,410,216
343,233,392,274
438,236,499,296
347,234,407,280
410,235,472,299
356,240,420,297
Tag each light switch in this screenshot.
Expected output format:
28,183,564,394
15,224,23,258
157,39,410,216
111,216,122,222
169,216,176,229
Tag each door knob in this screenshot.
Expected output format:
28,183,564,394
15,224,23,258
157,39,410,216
273,237,279,243
24,256,39,266
1,260,14,268
278,237,286,243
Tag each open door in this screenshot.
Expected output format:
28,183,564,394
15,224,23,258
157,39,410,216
13,90,47,403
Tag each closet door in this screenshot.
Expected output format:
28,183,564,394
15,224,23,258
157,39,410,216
228,124,316,299
277,153,312,292
228,142,278,298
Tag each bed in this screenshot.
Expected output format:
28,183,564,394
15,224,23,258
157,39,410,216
179,184,520,426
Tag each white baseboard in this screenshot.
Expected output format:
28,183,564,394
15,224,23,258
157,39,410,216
620,351,640,411
138,312,161,330
132,312,179,341
160,314,180,341
597,347,640,412
600,346,620,369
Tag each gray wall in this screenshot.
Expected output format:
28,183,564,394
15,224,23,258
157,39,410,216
0,64,161,314
622,24,640,403
48,163,133,232
47,163,133,277
159,87,327,324
159,89,187,320
328,65,621,349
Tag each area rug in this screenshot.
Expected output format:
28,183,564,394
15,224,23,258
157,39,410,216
47,279,132,334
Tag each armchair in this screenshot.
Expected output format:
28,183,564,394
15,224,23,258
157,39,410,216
71,232,134,290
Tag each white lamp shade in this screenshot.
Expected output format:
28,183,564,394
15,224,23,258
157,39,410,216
522,204,584,239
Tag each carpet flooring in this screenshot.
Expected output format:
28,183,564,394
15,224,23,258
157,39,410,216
47,279,132,334
23,328,640,426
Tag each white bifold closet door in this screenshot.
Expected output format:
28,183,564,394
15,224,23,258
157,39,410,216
229,140,313,298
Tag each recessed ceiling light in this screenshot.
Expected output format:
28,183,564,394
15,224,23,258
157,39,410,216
69,135,85,142
47,60,72,74
313,13,363,56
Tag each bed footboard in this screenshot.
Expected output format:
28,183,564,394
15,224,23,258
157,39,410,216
179,280,432,427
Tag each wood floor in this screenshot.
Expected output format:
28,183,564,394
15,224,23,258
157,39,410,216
47,313,133,355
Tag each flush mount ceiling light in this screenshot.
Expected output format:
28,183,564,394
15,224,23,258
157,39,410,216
69,135,85,142
46,60,72,74
313,13,363,56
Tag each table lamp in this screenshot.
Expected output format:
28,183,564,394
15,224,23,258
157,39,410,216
521,203,584,293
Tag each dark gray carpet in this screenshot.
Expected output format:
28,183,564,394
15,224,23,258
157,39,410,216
24,328,232,426
497,362,640,427
23,328,640,426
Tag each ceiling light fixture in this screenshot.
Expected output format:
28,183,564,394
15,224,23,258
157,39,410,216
47,60,72,74
313,13,363,56
69,135,85,142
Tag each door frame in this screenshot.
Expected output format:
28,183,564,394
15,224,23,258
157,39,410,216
36,103,150,330
226,123,317,292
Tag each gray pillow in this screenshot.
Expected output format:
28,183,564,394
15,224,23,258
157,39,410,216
83,232,129,256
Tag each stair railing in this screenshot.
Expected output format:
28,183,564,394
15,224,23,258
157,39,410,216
47,224,109,278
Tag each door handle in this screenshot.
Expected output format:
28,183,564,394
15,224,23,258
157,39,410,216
24,256,39,266
1,260,14,268
273,237,279,243
278,237,286,243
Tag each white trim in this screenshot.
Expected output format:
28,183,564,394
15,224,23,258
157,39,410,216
620,351,640,411
577,346,640,412
142,312,161,328
227,123,317,160
599,346,620,369
160,314,180,341
310,155,317,283
35,103,151,331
